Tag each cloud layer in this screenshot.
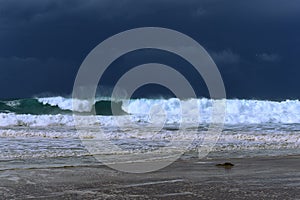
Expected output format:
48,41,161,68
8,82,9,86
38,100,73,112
0,0,299,99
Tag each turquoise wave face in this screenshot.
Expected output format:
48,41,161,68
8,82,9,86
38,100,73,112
94,101,127,115
0,98,127,116
0,99,68,115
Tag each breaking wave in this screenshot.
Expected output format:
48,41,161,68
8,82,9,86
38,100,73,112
0,96,300,127
0,97,126,115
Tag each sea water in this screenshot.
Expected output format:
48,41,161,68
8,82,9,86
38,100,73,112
0,97,300,170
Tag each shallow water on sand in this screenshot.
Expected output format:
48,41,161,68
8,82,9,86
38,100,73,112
0,122,299,171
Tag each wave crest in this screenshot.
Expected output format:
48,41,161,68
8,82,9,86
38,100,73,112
0,97,300,125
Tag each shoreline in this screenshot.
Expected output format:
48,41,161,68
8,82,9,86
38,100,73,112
1,155,299,199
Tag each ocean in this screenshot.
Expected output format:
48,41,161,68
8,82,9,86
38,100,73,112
1,96,300,171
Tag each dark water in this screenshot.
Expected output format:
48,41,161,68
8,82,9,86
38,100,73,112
0,98,126,115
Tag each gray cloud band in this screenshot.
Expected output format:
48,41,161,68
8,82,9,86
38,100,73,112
72,27,226,173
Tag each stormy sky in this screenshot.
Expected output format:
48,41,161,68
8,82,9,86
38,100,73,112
0,0,299,100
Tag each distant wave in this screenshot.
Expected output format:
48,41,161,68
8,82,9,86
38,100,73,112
0,96,300,126
0,98,69,115
0,97,126,115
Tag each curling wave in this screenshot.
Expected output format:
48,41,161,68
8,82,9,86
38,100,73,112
0,97,300,126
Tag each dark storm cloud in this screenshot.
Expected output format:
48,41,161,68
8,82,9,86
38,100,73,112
1,0,300,27
0,0,207,59
0,0,201,23
0,56,77,97
0,0,299,99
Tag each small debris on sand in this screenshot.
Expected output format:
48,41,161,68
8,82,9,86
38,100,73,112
216,162,234,168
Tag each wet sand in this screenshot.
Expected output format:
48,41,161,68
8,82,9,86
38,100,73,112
1,155,299,200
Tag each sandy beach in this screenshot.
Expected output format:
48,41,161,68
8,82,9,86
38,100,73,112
1,155,299,200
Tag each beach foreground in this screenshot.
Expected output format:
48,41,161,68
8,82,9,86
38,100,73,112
1,155,299,200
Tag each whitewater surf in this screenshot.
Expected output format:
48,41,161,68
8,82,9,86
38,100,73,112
0,96,299,165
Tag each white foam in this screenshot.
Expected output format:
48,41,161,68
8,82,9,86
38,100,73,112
0,113,110,127
5,97,300,125
1,97,299,161
38,96,93,112
1,125,299,160
124,98,300,124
